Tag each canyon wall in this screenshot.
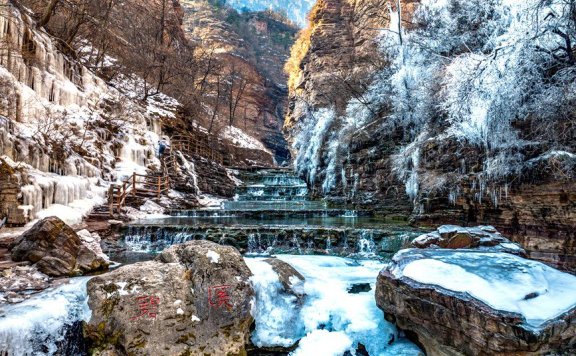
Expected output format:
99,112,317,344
180,0,298,164
286,0,576,271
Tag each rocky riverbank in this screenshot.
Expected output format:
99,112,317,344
1,217,109,304
376,226,576,355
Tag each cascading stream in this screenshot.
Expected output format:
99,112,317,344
0,169,421,355
120,169,420,259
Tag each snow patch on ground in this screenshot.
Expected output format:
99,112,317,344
206,250,221,264
221,126,269,152
197,195,225,209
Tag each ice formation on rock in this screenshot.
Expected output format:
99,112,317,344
0,278,91,355
246,255,422,355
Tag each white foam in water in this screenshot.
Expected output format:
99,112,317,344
0,277,91,355
246,255,423,355
292,329,353,356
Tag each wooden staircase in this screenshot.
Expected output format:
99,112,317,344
93,132,227,219
105,173,170,217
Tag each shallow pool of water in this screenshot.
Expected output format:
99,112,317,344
132,216,412,230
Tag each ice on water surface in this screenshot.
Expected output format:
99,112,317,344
246,255,423,355
0,277,91,355
399,251,576,328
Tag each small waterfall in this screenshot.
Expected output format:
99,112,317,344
326,236,332,251
224,169,326,210
306,239,314,251
123,226,197,253
122,169,421,259
290,233,302,254
357,230,376,256
121,224,421,260
342,210,358,218
247,233,260,254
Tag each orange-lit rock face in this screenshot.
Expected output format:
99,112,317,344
179,0,298,164
285,0,421,129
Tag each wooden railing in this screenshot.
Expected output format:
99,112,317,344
108,173,170,216
170,134,226,165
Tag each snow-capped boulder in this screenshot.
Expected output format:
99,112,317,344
10,217,109,277
139,200,165,215
263,258,305,300
376,249,576,355
85,240,254,355
412,225,526,256
76,229,109,262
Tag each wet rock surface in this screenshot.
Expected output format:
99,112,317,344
0,265,51,303
263,258,305,299
85,240,254,355
376,249,576,356
347,283,371,294
10,217,109,277
412,225,526,256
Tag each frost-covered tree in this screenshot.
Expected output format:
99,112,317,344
385,0,576,201
294,0,576,199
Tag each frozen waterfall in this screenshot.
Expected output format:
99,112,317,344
0,277,91,356
246,255,423,355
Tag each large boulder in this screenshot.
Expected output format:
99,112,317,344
376,249,576,355
85,240,254,355
412,225,526,256
10,217,109,277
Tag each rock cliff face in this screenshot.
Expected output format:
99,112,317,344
180,0,297,164
284,0,418,212
285,0,576,271
0,0,298,226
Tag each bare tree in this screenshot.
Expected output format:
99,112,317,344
225,63,248,126
37,0,60,28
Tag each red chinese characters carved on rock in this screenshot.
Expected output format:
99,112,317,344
208,285,233,311
130,295,160,321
